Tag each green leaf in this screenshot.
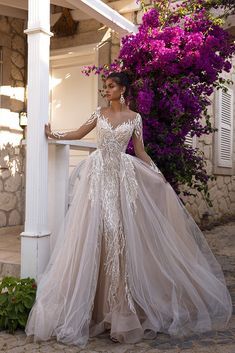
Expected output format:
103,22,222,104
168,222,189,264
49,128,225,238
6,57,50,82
18,317,27,327
0,295,8,305
0,276,36,332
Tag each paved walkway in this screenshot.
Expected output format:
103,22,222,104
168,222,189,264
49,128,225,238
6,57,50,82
0,222,234,353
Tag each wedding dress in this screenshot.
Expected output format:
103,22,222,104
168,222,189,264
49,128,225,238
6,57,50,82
25,107,232,347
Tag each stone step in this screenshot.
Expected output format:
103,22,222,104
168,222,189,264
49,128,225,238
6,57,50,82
0,225,22,279
0,262,20,278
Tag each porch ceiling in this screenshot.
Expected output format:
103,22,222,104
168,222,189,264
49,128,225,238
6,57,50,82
66,0,137,35
0,0,76,10
0,0,138,35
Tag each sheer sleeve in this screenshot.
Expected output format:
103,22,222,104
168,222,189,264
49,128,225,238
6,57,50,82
133,114,167,181
83,109,98,126
133,113,144,142
50,109,98,140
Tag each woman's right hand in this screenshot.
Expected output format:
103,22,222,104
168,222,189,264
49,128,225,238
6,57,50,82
45,123,52,138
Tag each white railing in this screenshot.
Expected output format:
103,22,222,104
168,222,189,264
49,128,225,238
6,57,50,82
48,139,96,247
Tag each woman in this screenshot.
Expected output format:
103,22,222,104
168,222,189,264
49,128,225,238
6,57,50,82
25,71,232,347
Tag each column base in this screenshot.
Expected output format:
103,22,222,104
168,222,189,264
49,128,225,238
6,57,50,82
20,232,51,280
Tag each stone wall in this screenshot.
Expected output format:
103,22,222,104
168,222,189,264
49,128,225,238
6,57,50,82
0,15,27,227
0,144,25,227
179,55,235,226
179,141,235,226
0,16,26,111
179,96,235,226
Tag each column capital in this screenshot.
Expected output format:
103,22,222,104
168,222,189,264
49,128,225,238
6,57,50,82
21,231,51,238
24,27,53,37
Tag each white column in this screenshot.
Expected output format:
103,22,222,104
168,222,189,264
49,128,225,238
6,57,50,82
48,143,70,251
21,0,53,280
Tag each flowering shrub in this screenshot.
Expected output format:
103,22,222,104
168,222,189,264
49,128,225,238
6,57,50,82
0,276,37,333
83,1,235,204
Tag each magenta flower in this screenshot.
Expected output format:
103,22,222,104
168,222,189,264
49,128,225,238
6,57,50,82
83,4,235,199
142,8,160,28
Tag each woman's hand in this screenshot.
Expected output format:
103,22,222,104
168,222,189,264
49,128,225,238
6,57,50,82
45,123,53,139
44,124,68,139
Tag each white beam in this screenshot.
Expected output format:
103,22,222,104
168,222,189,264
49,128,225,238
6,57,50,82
51,0,141,25
67,0,138,35
109,0,140,14
0,0,76,11
50,0,76,9
21,0,53,280
0,0,27,10
0,4,27,19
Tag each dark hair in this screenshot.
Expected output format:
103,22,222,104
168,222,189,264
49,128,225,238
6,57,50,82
106,71,131,98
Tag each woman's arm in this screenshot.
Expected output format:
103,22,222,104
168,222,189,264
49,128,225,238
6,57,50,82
132,114,167,182
45,111,97,140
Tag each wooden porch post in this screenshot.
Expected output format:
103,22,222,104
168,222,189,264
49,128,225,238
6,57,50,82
21,0,53,280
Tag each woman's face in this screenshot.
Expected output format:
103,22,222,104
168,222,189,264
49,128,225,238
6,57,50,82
104,78,125,102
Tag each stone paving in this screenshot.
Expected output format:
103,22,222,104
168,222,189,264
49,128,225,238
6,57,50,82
0,222,234,353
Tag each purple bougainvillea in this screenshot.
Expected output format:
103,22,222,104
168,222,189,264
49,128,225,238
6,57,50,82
83,1,235,204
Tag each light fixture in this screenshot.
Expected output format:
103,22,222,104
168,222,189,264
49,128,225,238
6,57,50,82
19,111,27,139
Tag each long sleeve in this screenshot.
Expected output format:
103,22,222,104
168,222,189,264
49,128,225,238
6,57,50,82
50,109,98,140
133,114,167,182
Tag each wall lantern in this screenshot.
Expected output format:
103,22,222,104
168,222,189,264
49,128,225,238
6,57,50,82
19,111,28,139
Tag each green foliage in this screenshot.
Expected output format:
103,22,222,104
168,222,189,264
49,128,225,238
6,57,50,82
141,0,235,29
0,276,37,333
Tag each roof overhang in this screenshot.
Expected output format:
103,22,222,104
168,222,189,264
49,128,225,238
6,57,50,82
66,0,138,35
0,0,138,35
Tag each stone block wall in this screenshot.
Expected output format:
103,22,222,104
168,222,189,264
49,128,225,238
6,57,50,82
0,15,27,227
178,57,235,226
179,136,235,227
0,144,25,227
179,134,235,226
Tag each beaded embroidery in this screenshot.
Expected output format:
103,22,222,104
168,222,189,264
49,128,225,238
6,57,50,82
51,131,68,139
86,107,165,313
84,111,97,125
51,111,97,139
86,108,142,312
133,113,143,141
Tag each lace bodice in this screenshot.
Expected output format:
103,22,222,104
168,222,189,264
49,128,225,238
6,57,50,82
87,107,142,156
85,107,142,311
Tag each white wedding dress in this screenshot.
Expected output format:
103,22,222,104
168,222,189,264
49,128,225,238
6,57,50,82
25,107,232,347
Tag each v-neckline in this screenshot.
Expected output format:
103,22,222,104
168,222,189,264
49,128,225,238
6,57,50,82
99,112,138,131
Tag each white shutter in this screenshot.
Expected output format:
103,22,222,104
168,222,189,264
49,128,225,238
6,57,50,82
185,131,196,148
216,87,233,167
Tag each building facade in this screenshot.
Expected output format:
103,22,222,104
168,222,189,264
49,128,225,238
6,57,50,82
0,0,234,230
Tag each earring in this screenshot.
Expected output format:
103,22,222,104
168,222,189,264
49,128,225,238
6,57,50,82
120,93,125,105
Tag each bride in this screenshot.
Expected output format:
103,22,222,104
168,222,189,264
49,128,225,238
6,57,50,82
25,71,232,347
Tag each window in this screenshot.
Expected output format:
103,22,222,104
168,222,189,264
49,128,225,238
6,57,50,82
215,87,233,168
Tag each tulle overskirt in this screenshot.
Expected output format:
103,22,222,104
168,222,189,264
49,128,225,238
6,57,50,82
25,150,232,347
